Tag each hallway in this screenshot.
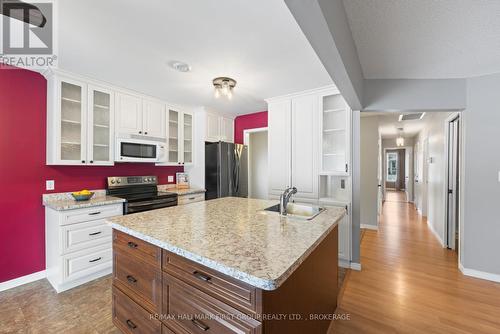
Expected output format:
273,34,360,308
330,191,500,333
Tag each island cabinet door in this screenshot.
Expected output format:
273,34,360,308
112,286,162,334
113,248,163,314
162,273,262,334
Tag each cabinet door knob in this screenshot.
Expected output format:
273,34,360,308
139,131,142,134
81,160,85,163
90,160,93,164
145,131,148,135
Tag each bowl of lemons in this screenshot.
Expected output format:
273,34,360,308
71,189,94,201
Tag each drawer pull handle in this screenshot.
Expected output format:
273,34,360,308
89,257,102,263
127,241,138,249
188,197,196,200
126,275,137,283
191,319,209,331
88,231,102,236
193,271,211,282
88,211,101,216
126,319,137,329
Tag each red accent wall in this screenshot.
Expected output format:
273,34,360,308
0,67,182,283
233,111,268,144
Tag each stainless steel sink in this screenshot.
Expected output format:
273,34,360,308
262,203,326,220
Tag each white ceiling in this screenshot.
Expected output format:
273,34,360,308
362,112,428,138
57,0,332,115
343,0,500,79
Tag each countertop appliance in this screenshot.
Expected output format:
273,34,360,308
107,175,177,214
205,142,248,200
115,134,166,163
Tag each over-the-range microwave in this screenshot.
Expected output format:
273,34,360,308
115,134,166,163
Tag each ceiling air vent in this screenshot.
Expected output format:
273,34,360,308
399,113,425,121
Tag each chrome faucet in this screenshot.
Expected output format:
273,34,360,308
279,187,297,215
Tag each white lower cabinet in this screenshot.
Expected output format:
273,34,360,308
177,192,205,205
45,203,123,292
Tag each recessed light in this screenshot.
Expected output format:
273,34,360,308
168,61,191,73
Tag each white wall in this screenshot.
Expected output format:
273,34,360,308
462,73,500,276
248,131,268,200
413,112,452,246
360,116,379,229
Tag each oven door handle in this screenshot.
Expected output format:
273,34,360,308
127,198,176,207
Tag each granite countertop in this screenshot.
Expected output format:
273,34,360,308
43,195,125,211
107,197,345,291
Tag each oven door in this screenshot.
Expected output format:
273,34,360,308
125,197,178,214
116,138,164,163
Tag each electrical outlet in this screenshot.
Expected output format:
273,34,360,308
46,180,55,191
168,175,174,183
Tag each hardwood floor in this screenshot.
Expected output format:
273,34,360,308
330,190,500,333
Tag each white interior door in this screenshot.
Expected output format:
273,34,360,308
446,117,460,250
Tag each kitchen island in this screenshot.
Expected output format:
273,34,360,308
107,197,345,334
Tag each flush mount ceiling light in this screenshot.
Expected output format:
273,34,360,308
396,127,405,147
168,61,191,73
213,77,236,99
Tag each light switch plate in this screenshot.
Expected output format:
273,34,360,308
168,175,174,183
46,180,55,191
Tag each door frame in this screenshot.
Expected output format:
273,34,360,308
243,127,268,199
382,146,413,202
443,112,463,261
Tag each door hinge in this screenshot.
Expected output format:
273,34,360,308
448,189,453,194
345,164,348,173
345,205,348,214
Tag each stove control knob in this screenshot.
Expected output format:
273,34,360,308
110,180,115,184
117,179,121,184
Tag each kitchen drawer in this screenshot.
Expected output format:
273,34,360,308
177,193,205,205
163,274,261,334
163,251,259,316
113,229,161,267
63,244,111,282
61,204,123,225
61,219,111,254
112,286,162,334
113,249,162,313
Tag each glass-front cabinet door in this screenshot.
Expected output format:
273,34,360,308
182,112,193,165
320,93,350,175
87,85,114,165
166,109,179,164
59,79,87,164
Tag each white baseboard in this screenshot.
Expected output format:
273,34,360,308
350,262,361,271
360,224,378,231
0,270,46,292
427,220,445,247
459,262,500,283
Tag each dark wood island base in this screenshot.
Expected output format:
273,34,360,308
112,227,338,334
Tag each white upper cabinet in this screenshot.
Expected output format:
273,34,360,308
115,93,142,135
220,117,234,143
319,92,351,175
116,94,166,138
87,85,114,165
291,94,319,199
206,113,221,142
158,108,193,166
142,99,166,137
268,100,291,197
205,113,234,143
46,71,115,166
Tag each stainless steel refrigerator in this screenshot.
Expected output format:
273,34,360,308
205,142,248,200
